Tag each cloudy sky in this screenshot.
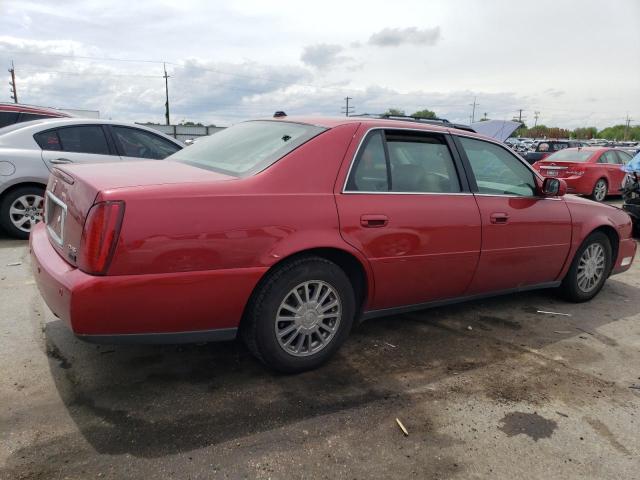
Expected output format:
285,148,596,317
1,0,639,128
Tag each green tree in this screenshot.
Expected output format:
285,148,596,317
383,108,405,116
411,108,437,119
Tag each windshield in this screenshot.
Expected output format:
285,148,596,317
170,120,326,176
544,149,594,162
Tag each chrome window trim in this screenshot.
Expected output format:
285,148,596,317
45,190,67,246
341,126,464,195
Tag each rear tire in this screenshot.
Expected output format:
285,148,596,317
242,256,355,373
590,178,608,202
0,186,45,240
558,232,612,302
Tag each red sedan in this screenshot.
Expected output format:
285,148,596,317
533,147,632,201
30,117,636,372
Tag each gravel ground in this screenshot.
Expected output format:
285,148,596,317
1,209,639,479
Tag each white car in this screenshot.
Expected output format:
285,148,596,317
0,118,183,238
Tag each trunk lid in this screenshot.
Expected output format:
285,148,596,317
44,160,234,266
536,161,585,178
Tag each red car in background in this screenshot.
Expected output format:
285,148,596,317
0,103,71,128
533,147,632,201
30,117,636,373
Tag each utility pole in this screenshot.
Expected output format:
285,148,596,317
341,96,354,117
163,63,170,126
8,60,18,104
469,97,479,123
624,114,633,141
517,109,524,122
533,111,540,128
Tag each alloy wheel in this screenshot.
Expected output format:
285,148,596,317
275,280,342,357
593,180,607,201
9,194,44,233
576,243,606,293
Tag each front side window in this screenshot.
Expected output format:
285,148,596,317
346,130,461,193
459,136,537,197
56,126,110,155
171,120,325,176
112,127,181,159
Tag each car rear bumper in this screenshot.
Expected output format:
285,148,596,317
612,237,637,275
30,223,266,342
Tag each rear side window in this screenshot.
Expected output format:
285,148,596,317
459,136,536,197
616,150,632,164
0,111,19,128
34,130,62,151
112,126,181,159
599,151,619,164
346,131,389,191
346,130,461,193
57,126,110,154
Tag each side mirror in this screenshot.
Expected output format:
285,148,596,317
541,177,567,197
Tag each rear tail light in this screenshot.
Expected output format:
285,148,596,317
78,201,125,275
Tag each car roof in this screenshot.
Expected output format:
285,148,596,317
267,115,490,139
0,102,71,116
0,118,183,148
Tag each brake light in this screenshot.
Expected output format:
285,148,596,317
78,201,125,275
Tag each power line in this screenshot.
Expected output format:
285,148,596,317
8,60,18,103
340,96,354,117
163,63,170,126
469,97,479,123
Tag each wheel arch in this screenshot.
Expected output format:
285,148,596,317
241,246,373,330
0,181,47,200
589,225,620,273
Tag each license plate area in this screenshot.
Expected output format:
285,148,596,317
45,191,67,246
544,169,558,177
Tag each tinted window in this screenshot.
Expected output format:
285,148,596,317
0,111,19,128
19,113,54,123
460,136,536,196
34,130,62,151
171,121,325,176
386,133,460,193
112,127,180,159
57,126,110,154
346,131,389,192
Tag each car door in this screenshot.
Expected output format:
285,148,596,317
336,127,482,311
454,135,572,295
109,126,181,161
36,125,119,168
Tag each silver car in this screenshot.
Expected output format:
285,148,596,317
0,118,183,238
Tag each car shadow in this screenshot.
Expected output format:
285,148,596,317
5,278,640,473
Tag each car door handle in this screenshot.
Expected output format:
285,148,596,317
490,212,509,224
360,214,388,228
50,158,73,164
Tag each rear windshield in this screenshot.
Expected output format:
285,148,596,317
170,120,326,176
545,149,593,162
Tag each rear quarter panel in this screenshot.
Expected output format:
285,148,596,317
103,123,370,278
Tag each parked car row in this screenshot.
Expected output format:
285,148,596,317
26,115,636,372
0,102,71,128
0,118,183,238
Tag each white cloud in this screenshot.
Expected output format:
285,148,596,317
300,44,349,69
368,26,441,47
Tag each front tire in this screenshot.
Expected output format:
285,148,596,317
558,232,612,302
242,256,355,373
590,178,608,202
0,186,45,239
